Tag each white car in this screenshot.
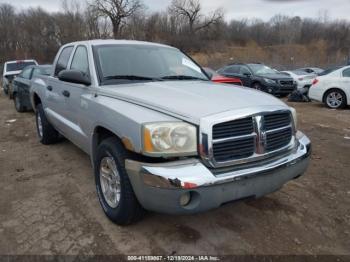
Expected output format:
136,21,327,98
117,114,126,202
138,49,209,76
2,59,38,97
282,71,316,90
296,67,324,75
309,66,350,109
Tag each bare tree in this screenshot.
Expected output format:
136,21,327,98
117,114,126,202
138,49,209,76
169,0,223,34
89,0,143,38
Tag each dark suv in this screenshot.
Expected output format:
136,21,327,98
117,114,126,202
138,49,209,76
217,63,297,96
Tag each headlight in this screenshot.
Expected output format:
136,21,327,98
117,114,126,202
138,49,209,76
143,122,197,156
290,107,297,130
264,78,276,84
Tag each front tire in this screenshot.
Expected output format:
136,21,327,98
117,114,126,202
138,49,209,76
35,104,60,144
252,82,263,91
324,89,347,109
14,93,25,112
94,137,144,225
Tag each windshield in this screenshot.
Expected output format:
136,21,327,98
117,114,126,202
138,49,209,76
248,64,277,75
318,66,342,76
6,61,36,72
94,44,208,85
292,71,308,76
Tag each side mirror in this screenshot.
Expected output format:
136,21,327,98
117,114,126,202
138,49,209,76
243,72,252,77
58,70,91,86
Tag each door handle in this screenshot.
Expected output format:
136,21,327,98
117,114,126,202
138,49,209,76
62,90,70,98
47,86,53,91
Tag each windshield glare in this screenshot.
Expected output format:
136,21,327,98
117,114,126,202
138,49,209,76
248,64,276,75
94,45,208,84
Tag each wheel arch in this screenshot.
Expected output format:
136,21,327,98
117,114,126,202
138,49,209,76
250,80,261,87
322,87,348,104
91,126,133,165
31,92,42,111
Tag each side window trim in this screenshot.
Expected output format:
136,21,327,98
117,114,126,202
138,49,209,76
29,68,34,80
54,45,74,77
241,66,252,75
69,45,91,77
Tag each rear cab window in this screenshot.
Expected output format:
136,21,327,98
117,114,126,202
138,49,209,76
5,61,36,73
54,46,74,77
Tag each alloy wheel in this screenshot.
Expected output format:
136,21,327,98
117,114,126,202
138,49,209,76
99,156,121,208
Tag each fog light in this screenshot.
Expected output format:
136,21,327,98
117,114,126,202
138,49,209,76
180,192,191,207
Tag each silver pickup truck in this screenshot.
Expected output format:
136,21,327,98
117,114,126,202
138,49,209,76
30,40,311,225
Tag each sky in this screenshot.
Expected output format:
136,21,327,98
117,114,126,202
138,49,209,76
0,0,349,21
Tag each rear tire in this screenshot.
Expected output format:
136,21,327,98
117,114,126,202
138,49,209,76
324,89,347,109
35,104,60,144
14,93,25,112
94,137,144,225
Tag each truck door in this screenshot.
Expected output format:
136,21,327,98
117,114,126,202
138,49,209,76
57,45,92,153
44,46,75,138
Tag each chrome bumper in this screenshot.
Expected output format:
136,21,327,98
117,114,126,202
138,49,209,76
125,132,311,214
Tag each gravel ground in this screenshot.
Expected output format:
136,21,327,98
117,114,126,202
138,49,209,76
0,93,349,256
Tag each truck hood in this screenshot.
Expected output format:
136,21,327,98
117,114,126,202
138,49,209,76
98,81,288,124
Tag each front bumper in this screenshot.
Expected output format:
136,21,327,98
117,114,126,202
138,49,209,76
126,132,311,215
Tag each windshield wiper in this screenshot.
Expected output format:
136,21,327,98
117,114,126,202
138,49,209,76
161,75,208,81
103,75,163,82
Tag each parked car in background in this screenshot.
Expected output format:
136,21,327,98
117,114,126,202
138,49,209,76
217,63,297,96
309,65,350,109
12,65,51,112
203,67,242,85
281,70,316,90
30,40,311,225
296,67,324,75
2,60,38,98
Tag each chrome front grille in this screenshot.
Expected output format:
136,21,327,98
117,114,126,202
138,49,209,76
266,128,292,152
265,112,291,130
213,136,255,162
213,117,253,139
201,109,295,168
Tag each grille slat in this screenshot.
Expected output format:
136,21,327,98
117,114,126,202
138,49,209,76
265,113,291,130
213,117,253,140
212,117,255,161
212,136,255,162
266,128,292,152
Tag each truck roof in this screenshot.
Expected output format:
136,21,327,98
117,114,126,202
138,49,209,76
63,39,175,49
4,59,37,65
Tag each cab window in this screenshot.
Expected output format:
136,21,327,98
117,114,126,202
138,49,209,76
224,65,240,74
240,66,251,75
21,68,33,79
70,46,90,76
55,46,74,76
342,68,350,77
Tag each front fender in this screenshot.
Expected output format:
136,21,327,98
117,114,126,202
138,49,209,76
86,94,181,163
